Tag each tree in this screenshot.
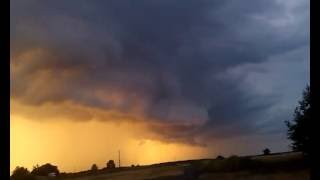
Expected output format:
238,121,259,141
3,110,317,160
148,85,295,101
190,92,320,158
11,166,34,180
31,163,59,176
216,155,225,160
286,85,310,155
91,164,98,172
263,148,270,155
106,160,116,169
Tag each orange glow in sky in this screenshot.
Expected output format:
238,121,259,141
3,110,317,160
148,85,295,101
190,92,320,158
10,113,208,173
10,0,307,174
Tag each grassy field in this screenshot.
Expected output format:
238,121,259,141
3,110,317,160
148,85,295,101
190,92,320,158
198,169,309,180
33,152,309,180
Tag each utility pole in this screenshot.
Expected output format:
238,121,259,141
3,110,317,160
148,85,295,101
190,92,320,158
118,150,121,168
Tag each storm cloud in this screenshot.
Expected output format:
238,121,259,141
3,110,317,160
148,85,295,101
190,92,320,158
11,0,309,146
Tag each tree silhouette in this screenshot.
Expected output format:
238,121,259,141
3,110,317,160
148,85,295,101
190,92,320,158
31,163,59,176
91,164,98,172
216,155,225,160
11,166,34,180
263,148,270,155
106,160,116,169
285,85,310,155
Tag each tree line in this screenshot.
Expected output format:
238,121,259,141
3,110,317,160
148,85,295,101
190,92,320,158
11,159,117,180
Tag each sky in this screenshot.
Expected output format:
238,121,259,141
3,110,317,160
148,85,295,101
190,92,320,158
10,0,309,173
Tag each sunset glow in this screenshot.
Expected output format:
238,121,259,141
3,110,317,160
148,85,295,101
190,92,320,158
11,0,309,175
10,112,208,172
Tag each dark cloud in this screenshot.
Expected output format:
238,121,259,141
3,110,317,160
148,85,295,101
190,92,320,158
11,0,309,146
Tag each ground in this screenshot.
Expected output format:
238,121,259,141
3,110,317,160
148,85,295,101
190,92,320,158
34,152,309,180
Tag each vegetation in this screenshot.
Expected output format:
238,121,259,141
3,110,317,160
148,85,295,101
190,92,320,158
263,148,271,155
31,163,59,176
91,164,98,172
286,85,310,155
20,153,308,180
106,160,116,169
11,166,34,180
194,153,308,176
202,156,260,173
216,155,225,160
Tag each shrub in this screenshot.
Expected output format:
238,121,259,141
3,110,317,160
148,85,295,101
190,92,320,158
91,164,98,172
11,166,34,180
31,163,59,176
216,155,225,160
106,160,116,169
204,156,263,173
263,148,271,155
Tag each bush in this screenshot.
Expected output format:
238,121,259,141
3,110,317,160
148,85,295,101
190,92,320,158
91,164,98,172
11,166,34,180
216,155,225,160
106,160,116,169
31,163,59,176
263,148,271,155
204,156,263,173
